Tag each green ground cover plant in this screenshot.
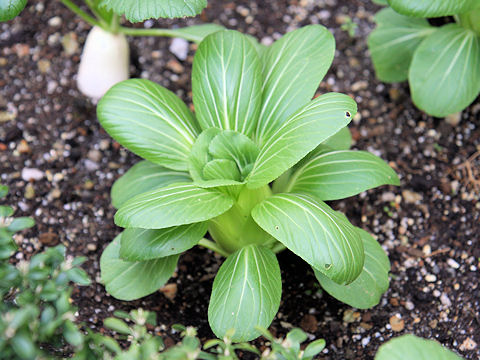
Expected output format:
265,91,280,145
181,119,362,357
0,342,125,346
97,25,400,341
368,0,480,117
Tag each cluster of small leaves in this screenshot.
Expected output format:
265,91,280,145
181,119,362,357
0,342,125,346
104,312,326,360
368,0,480,117
0,0,207,22
0,187,92,359
0,185,34,260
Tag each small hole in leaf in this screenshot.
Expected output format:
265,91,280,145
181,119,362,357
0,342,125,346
275,226,279,230
325,264,332,270
345,111,351,117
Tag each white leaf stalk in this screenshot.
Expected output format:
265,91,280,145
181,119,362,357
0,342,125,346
77,26,129,100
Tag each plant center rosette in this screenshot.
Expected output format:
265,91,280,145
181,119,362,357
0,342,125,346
97,26,400,342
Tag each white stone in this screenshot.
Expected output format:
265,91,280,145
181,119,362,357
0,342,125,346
440,293,452,307
21,168,44,181
447,258,460,269
169,38,189,61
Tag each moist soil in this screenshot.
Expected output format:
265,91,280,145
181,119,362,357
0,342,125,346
1,0,479,359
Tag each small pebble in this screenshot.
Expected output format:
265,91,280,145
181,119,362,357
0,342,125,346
87,149,102,162
402,190,422,204
405,301,415,310
61,32,79,55
87,243,97,252
37,59,51,73
22,168,44,181
440,293,452,307
48,16,62,27
445,112,462,126
169,38,189,60
447,259,460,269
24,183,35,199
460,338,477,351
39,232,60,246
300,314,318,333
425,274,437,282
160,283,177,300
389,315,404,332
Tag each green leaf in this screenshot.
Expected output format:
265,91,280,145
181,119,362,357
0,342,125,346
208,131,259,176
119,222,208,261
247,93,356,189
409,24,480,117
189,129,256,187
189,127,222,183
288,150,400,201
304,339,326,358
98,0,207,22
100,235,179,300
98,79,200,171
203,159,241,181
208,245,282,342
0,185,8,198
255,25,335,144
104,318,132,335
252,193,363,284
387,0,480,17
375,334,462,360
11,331,36,359
315,228,390,309
64,320,84,347
167,24,224,44
368,8,435,82
372,0,388,5
0,205,14,217
7,217,35,232
114,183,234,229
66,267,91,286
192,30,262,137
0,0,27,22
321,126,352,150
111,161,191,209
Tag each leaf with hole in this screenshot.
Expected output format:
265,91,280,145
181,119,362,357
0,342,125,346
252,193,364,284
98,0,207,22
315,228,390,309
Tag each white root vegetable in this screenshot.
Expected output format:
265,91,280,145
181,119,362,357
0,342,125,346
77,26,130,100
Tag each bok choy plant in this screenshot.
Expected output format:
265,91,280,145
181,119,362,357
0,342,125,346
1,0,221,99
97,25,400,342
368,0,480,117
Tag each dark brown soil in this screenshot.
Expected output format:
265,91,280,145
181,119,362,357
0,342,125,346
1,0,479,359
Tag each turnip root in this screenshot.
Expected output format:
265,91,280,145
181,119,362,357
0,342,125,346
77,26,129,100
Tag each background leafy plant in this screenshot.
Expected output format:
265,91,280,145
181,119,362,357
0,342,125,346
97,25,399,342
375,334,463,360
368,0,480,117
